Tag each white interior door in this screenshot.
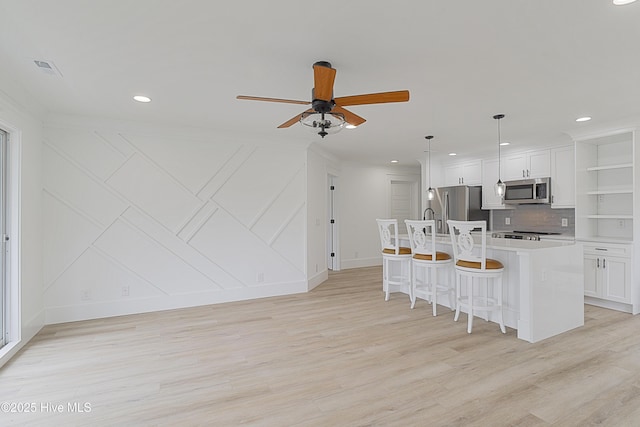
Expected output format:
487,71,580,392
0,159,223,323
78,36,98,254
327,174,339,271
389,176,419,231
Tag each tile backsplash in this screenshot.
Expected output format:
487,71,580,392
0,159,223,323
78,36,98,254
491,204,575,235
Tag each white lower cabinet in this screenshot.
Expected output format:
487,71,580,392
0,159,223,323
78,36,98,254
583,243,631,305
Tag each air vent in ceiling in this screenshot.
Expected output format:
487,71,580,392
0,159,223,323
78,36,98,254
33,59,63,77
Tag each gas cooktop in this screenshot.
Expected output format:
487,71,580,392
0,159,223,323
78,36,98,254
491,231,561,241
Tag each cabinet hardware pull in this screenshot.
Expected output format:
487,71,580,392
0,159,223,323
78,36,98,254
603,259,606,269
597,258,600,268
595,248,607,251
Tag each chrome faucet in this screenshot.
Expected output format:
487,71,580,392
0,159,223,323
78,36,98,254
423,207,435,220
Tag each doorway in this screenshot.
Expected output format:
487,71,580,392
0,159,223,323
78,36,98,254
327,174,339,271
388,175,420,227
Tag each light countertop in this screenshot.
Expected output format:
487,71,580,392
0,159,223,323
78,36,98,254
400,234,575,252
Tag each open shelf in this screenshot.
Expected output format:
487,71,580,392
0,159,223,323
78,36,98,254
576,131,634,242
587,189,633,195
586,163,633,172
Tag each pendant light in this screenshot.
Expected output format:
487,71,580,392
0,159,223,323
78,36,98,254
425,135,435,200
493,114,506,197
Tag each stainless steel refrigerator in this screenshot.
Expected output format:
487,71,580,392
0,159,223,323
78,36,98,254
426,185,489,234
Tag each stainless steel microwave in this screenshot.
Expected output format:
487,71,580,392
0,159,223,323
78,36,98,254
504,177,551,204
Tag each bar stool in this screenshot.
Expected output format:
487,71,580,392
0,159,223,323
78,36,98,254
404,219,454,315
447,220,506,334
376,219,412,301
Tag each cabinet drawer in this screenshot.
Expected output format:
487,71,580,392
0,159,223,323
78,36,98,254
583,243,631,257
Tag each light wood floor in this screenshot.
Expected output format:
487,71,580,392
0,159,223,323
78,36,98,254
2,266,640,426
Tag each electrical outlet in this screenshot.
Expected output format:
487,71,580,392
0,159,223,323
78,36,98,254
618,220,625,228
257,272,264,283
561,218,568,227
80,289,91,301
121,286,130,297
355,251,359,258
505,217,511,225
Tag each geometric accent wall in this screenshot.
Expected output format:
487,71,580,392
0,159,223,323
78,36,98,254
43,126,307,324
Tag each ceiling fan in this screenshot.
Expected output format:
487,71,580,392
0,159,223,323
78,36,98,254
237,61,410,138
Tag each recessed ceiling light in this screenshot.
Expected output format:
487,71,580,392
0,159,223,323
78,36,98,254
133,95,151,103
613,0,637,5
500,142,510,146
576,116,592,122
345,124,357,129
390,160,399,163
449,153,457,156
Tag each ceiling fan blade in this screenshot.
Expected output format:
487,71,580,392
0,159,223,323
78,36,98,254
237,95,310,105
277,109,314,128
334,90,410,106
313,64,336,102
332,105,366,127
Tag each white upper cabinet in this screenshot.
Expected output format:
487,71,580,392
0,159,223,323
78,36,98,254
503,149,551,181
443,160,482,186
481,159,508,210
550,145,575,208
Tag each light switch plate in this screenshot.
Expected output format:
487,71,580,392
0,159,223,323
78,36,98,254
561,218,568,227
505,217,510,225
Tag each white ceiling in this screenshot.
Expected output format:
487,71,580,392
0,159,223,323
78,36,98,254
1,1,640,166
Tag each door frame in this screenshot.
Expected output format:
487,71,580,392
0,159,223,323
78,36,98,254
386,173,421,221
327,173,340,271
0,119,21,355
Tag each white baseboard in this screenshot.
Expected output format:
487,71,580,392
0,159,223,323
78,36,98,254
44,281,309,325
307,270,328,291
584,296,633,314
340,257,380,270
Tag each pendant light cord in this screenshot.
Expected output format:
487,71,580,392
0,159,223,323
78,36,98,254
497,118,501,179
428,137,431,188
493,114,505,180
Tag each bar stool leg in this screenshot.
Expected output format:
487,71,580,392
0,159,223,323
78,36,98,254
497,275,506,333
410,263,417,309
454,272,462,322
384,258,390,301
467,276,474,334
431,267,437,316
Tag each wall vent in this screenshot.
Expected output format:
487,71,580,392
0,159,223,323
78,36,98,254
33,59,63,77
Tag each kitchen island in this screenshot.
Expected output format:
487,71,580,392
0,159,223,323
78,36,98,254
399,235,583,343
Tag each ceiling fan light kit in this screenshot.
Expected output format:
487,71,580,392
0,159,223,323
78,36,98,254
300,111,346,138
237,60,409,138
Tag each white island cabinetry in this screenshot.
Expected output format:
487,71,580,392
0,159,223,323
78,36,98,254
399,236,584,343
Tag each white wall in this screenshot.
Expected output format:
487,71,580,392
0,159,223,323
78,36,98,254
42,117,311,323
0,91,44,367
338,162,420,269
